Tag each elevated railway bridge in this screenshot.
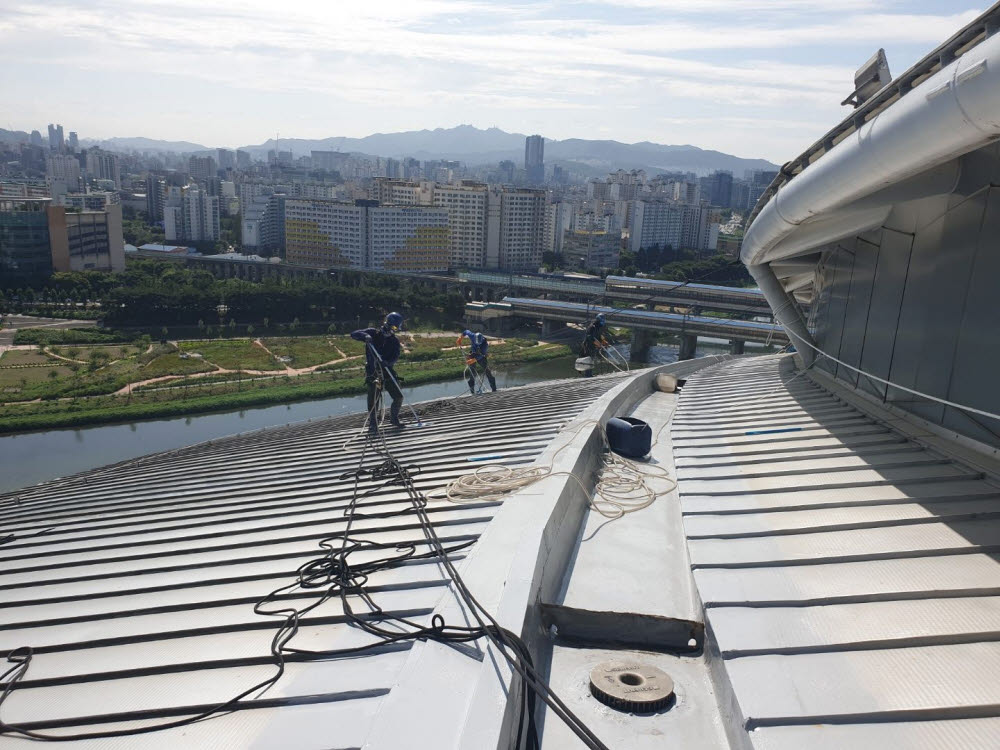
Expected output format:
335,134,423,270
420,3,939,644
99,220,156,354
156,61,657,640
466,297,788,361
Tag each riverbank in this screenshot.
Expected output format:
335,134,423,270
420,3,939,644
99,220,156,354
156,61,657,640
0,339,571,434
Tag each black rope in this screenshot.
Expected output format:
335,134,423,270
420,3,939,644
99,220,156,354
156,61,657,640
0,354,608,749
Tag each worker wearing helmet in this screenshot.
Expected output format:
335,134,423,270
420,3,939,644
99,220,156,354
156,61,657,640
351,312,405,428
458,329,497,394
580,313,609,358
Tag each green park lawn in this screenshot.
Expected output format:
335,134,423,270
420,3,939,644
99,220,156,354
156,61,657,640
178,339,283,371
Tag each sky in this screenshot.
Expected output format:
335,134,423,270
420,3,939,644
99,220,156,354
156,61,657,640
0,0,988,162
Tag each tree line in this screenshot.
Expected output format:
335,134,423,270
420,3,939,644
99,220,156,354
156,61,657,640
2,260,466,327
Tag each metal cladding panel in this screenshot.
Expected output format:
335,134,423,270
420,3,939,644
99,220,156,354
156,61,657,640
906,191,987,426
857,228,913,400
943,186,1000,444
0,375,629,746
813,245,854,377
884,201,945,414
674,356,1000,746
836,237,879,388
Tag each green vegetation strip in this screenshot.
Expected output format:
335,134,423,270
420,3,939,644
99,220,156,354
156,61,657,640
0,343,571,434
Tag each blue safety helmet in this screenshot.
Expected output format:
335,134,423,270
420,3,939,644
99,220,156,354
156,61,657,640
462,329,473,338
595,313,606,327
384,312,404,331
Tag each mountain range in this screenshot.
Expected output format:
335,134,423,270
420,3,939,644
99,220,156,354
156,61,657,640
2,125,778,176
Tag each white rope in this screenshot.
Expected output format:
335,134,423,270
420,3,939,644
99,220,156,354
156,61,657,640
784,326,1000,423
598,343,630,372
428,418,677,520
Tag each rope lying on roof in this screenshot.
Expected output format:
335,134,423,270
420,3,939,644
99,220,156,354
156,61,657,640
1,352,612,750
429,417,677,520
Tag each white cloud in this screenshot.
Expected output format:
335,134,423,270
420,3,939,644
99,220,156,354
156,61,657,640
0,0,987,161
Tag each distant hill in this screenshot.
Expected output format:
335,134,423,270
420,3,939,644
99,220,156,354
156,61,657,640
0,128,31,145
238,125,777,176
42,125,776,176
82,136,209,153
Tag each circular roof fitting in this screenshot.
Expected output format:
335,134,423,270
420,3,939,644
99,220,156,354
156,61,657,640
589,660,675,713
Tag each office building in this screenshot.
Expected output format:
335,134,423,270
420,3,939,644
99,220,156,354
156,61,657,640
164,186,220,243
0,198,54,283
562,230,620,270
56,191,120,211
68,131,79,151
524,135,544,185
29,130,43,147
53,202,126,273
0,182,49,199
236,150,251,169
0,197,124,283
47,124,64,151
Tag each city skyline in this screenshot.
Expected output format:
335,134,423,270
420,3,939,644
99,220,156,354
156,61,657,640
1,1,985,163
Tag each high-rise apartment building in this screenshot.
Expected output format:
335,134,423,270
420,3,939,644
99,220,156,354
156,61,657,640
430,182,489,268
45,153,83,192
188,156,218,183
629,201,683,253
488,187,546,270
68,131,79,151
285,200,367,267
216,149,235,170
524,135,544,185
543,202,572,255
85,149,121,189
164,187,220,243
708,170,733,208
236,150,251,169
242,193,286,255
746,169,778,212
284,200,449,271
629,200,718,253
368,205,450,271
145,174,167,221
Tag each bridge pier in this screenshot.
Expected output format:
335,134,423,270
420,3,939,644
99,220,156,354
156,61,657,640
729,339,745,355
678,333,698,361
630,329,655,363
541,319,567,338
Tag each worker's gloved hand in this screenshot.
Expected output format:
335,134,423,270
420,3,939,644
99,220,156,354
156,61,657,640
364,334,372,343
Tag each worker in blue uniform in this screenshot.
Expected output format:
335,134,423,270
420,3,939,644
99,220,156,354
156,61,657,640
352,312,405,428
580,313,609,358
459,329,497,394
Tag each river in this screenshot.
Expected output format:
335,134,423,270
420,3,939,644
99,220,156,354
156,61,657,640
0,339,769,493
